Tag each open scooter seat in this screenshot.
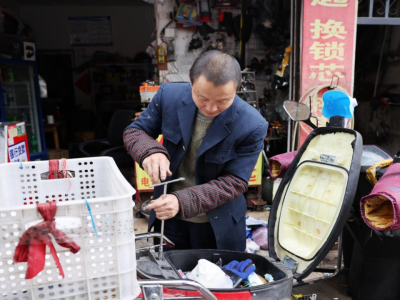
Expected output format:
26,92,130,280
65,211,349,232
269,127,362,279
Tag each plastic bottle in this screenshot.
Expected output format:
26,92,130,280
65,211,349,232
158,45,166,64
30,133,38,153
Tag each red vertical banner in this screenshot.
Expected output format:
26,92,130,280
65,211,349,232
299,0,358,145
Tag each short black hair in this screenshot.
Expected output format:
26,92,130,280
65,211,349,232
189,50,242,89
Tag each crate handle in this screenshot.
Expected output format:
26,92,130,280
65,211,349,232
40,170,76,180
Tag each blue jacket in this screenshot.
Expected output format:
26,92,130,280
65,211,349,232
128,83,268,251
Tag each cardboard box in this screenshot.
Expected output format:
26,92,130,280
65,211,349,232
74,131,95,143
47,149,69,160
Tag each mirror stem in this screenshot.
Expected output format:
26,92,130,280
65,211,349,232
304,119,317,130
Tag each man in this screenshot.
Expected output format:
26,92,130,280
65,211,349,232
124,50,268,251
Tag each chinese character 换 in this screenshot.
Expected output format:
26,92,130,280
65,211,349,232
311,0,348,7
309,63,345,82
141,177,150,187
311,19,347,40
309,41,345,61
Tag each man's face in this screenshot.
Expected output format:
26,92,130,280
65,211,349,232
191,75,237,118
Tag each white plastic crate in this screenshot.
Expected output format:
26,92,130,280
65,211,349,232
0,157,140,300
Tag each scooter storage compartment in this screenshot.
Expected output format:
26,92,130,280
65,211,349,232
163,249,293,299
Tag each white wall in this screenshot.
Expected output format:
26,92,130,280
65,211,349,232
19,5,155,109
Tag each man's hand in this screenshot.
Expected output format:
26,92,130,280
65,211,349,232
146,194,180,220
142,153,172,184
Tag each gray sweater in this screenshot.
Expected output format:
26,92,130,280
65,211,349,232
169,111,214,223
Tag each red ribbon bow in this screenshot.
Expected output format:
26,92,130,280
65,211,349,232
13,201,80,279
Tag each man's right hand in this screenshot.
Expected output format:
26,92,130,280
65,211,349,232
142,153,172,184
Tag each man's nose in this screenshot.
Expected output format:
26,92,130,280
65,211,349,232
205,103,218,112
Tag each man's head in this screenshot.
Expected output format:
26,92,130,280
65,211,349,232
189,50,241,118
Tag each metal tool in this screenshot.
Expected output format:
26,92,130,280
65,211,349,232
149,177,185,260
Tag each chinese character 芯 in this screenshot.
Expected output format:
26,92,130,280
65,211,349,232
309,63,345,82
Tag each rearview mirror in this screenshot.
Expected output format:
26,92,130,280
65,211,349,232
283,100,311,122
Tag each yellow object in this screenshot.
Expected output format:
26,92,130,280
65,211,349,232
135,135,163,191
135,162,154,191
366,159,393,186
158,45,166,64
275,46,292,77
248,153,263,186
299,132,355,171
364,195,394,229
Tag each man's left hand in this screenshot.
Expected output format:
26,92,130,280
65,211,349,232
146,194,180,220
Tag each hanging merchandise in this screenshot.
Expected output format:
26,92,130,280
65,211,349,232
157,45,166,64
196,0,212,23
232,13,253,44
198,22,215,40
188,36,203,51
157,44,168,71
176,0,202,27
254,0,287,48
166,40,175,61
273,46,291,89
219,12,233,37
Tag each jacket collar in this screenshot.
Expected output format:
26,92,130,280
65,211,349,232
177,85,237,155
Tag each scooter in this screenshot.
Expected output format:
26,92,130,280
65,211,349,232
134,91,366,299
268,90,363,282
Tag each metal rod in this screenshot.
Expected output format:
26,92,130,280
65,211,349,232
148,177,185,260
369,0,374,17
158,184,167,260
287,119,292,152
138,280,217,300
337,233,343,273
385,0,390,18
262,150,269,167
374,25,389,97
135,232,174,243
149,177,186,188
